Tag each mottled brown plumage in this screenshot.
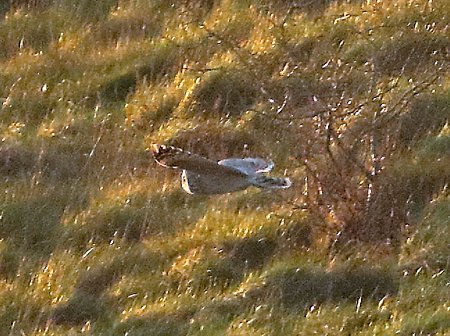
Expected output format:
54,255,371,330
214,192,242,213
151,144,291,195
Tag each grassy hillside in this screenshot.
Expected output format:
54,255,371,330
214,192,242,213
0,0,449,335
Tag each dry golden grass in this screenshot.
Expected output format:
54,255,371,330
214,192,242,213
0,0,448,335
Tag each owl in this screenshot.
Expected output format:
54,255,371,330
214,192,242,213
151,144,291,195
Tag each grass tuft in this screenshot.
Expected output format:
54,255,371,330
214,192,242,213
98,42,181,103
267,265,397,309
188,68,258,118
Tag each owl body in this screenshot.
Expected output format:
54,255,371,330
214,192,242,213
151,144,291,195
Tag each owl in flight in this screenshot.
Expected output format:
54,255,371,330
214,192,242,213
151,144,291,195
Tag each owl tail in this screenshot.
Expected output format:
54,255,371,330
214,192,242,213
252,175,292,190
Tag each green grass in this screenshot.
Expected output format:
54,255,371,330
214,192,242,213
0,0,449,335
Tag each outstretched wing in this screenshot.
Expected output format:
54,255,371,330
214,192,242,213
218,158,274,176
150,144,247,178
181,170,251,194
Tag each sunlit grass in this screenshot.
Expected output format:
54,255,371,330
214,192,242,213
0,0,448,335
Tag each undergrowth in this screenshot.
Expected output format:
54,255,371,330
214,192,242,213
0,0,448,335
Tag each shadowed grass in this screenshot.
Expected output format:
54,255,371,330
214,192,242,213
98,42,182,103
64,188,207,248
188,68,258,118
266,265,397,309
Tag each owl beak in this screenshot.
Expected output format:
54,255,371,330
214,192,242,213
146,144,162,157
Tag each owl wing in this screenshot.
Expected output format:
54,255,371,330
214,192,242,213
150,144,247,178
218,158,274,176
181,170,251,194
